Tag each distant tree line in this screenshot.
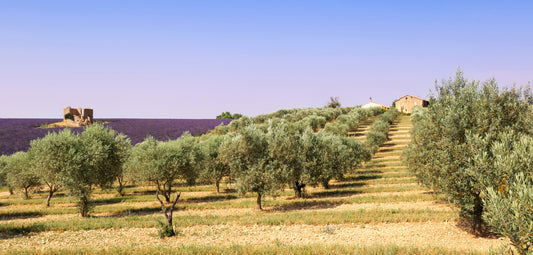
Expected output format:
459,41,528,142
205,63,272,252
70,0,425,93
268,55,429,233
404,69,533,254
216,111,243,119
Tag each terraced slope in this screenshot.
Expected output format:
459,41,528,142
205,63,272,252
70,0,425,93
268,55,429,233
346,114,508,253
348,115,377,141
0,115,509,254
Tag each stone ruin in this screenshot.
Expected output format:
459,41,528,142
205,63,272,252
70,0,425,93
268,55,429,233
63,106,93,126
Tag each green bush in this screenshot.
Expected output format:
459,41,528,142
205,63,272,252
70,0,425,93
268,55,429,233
64,113,74,121
157,219,177,238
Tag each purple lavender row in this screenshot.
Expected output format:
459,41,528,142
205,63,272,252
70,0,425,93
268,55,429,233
0,119,232,156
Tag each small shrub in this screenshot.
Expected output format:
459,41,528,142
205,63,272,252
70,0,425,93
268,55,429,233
157,219,178,238
322,225,336,235
64,113,74,121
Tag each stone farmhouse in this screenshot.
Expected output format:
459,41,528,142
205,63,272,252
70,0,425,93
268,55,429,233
362,98,390,110
394,95,428,114
63,106,93,126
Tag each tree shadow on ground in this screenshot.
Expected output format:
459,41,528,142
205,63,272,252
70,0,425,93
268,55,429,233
363,163,387,168
455,218,500,238
266,199,345,212
28,192,70,200
341,175,383,182
0,211,43,221
104,206,162,218
183,194,238,203
356,170,383,175
0,223,46,240
329,182,365,189
308,189,362,198
92,197,126,206
377,148,396,153
129,190,154,196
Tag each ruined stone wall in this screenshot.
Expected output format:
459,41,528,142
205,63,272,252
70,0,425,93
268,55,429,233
82,108,94,123
63,106,93,124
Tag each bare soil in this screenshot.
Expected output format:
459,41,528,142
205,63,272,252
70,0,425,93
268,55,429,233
0,223,507,253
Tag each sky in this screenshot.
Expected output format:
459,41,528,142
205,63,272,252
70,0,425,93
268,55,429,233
1,1,532,118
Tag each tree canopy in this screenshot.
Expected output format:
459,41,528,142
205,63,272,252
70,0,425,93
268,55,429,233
216,111,243,119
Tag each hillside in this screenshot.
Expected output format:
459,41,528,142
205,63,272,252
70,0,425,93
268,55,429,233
0,114,508,254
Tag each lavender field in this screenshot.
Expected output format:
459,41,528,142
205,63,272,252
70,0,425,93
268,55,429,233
0,118,232,155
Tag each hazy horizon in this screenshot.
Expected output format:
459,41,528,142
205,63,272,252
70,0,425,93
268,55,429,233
2,1,532,118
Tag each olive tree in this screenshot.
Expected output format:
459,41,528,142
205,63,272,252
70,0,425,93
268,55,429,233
5,152,40,199
218,124,283,210
365,108,398,154
114,134,132,196
127,133,203,202
304,131,370,189
200,135,230,193
304,115,326,132
265,120,306,197
0,155,8,189
300,128,328,189
28,129,79,206
405,70,533,232
61,124,126,217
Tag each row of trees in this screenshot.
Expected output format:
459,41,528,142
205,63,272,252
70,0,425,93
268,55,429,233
365,107,399,154
216,111,243,119
1,106,391,216
0,126,130,216
212,107,383,136
250,106,357,124
218,122,371,208
126,120,371,210
404,70,533,254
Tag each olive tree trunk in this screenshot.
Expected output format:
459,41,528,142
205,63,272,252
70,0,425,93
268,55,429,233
156,190,181,237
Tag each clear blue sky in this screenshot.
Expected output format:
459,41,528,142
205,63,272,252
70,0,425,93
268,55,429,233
1,1,532,118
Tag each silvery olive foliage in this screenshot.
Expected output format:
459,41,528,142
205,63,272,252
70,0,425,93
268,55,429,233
266,120,306,198
126,132,204,203
471,133,533,254
217,117,372,209
28,129,81,206
365,108,398,154
68,124,127,217
4,124,127,216
405,69,533,233
4,151,40,199
218,124,281,210
482,172,533,255
302,128,371,190
200,134,231,193
0,155,8,188
112,133,132,196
